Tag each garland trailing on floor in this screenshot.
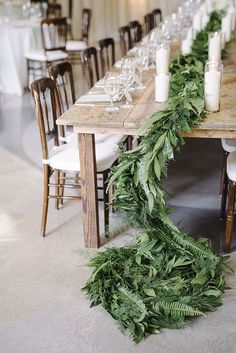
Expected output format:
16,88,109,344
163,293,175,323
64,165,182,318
83,11,230,343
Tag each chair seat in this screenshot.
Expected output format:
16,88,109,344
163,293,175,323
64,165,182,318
227,151,236,181
25,50,68,62
221,138,236,153
66,40,87,51
61,132,125,146
48,136,122,172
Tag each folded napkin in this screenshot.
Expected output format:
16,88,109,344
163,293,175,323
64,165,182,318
75,94,111,104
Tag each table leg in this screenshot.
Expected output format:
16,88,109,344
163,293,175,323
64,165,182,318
78,133,100,248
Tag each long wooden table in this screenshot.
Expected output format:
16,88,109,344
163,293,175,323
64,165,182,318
57,41,236,248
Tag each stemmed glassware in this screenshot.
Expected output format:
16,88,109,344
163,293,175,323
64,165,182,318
119,58,135,109
103,72,120,113
134,47,149,90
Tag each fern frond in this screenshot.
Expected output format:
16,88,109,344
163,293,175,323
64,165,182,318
155,301,205,318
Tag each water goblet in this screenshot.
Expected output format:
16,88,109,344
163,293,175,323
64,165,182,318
120,58,135,109
104,72,120,113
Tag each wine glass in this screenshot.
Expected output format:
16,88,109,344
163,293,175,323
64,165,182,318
119,59,135,109
104,72,120,113
134,47,149,90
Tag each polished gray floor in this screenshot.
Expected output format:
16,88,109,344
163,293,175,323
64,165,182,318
0,71,236,352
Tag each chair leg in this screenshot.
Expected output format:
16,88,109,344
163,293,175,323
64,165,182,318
220,171,229,220
27,59,30,89
103,171,109,234
127,136,133,150
55,170,59,210
225,179,236,253
61,171,66,205
41,165,50,237
220,150,229,195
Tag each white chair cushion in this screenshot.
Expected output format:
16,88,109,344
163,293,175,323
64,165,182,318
227,151,236,181
66,40,87,51
65,132,125,146
24,50,68,62
221,138,236,153
48,136,122,172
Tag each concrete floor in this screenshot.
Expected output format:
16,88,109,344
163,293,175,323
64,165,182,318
0,72,236,352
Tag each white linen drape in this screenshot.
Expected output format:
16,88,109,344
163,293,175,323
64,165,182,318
58,0,181,43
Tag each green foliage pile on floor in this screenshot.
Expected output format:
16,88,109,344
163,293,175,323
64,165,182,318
83,11,230,343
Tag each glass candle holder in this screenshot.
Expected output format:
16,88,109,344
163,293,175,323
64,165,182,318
155,43,170,75
208,32,222,61
204,61,223,113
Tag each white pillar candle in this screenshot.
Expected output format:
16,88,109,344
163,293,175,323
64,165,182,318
208,32,221,61
181,38,192,55
222,13,232,42
155,74,170,103
204,70,221,112
206,0,214,13
186,27,193,41
156,45,170,74
193,11,202,36
228,5,236,31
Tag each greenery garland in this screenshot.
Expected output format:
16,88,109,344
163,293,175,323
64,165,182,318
82,11,230,343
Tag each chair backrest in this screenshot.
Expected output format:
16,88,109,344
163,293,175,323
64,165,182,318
144,13,154,35
48,61,75,114
129,21,142,46
31,77,59,162
47,3,62,18
81,47,100,89
41,17,68,52
119,25,132,57
98,38,115,77
152,8,162,27
81,8,92,44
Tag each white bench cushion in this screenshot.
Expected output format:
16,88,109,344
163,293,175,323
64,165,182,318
48,136,122,172
25,50,68,62
221,138,236,153
66,40,87,51
227,151,236,181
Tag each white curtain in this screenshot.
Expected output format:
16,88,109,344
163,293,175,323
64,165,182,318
58,0,181,43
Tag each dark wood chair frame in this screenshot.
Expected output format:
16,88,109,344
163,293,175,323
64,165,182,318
144,13,155,35
47,3,62,18
129,21,143,46
98,37,115,77
26,17,68,88
152,8,162,27
81,8,92,44
66,8,92,63
119,25,132,57
81,47,100,89
48,62,111,231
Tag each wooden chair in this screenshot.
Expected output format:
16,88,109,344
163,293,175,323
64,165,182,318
98,38,115,77
47,3,62,18
222,151,236,252
66,8,92,60
31,76,123,237
25,17,68,88
129,21,142,46
144,13,155,35
119,25,132,57
220,139,236,220
81,47,100,89
152,8,162,27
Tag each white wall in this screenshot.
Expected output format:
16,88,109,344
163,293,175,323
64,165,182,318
58,0,182,43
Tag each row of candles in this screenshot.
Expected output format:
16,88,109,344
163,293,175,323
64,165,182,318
154,0,236,113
